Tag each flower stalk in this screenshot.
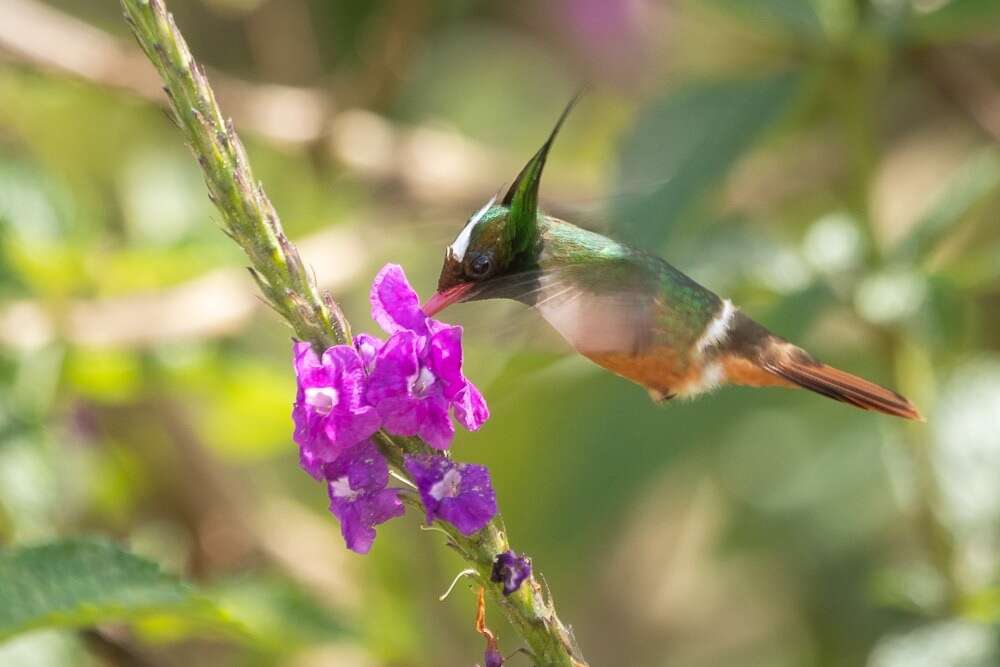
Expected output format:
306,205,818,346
119,1,587,664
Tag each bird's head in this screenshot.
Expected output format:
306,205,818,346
423,97,577,316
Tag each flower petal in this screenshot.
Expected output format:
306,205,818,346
325,404,381,449
293,399,338,480
298,439,325,480
379,396,422,437
365,487,406,525
354,333,383,373
452,384,490,432
439,492,495,535
442,462,496,535
322,344,371,411
370,264,428,335
293,340,321,376
403,454,450,525
427,325,466,399
404,455,496,534
367,331,420,405
484,645,504,667
335,504,372,553
326,442,405,554
324,440,379,491
417,395,456,450
292,342,384,467
490,550,532,596
322,344,366,375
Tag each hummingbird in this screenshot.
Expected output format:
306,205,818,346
422,100,922,421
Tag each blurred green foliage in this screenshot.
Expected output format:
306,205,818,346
0,539,233,641
1,0,999,665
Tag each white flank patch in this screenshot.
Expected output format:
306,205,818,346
677,360,726,398
694,299,734,354
449,196,496,261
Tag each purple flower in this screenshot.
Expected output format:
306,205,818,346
370,262,432,336
366,264,489,450
491,551,532,596
483,644,504,667
292,341,381,479
404,454,497,535
325,440,405,554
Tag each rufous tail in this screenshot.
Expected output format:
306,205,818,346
761,354,923,421
722,312,923,421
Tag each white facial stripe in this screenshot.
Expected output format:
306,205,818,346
695,299,735,354
449,196,496,261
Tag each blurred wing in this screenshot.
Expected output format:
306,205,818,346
534,286,655,356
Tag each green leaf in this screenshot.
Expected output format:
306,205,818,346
910,0,1000,41
612,71,803,248
889,149,1000,265
0,538,231,642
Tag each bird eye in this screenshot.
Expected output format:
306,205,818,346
466,253,493,279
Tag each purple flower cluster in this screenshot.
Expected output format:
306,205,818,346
366,265,489,449
291,264,496,553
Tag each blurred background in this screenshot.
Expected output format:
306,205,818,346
1,0,999,665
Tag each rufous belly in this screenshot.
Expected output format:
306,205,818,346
585,349,793,400
585,347,705,399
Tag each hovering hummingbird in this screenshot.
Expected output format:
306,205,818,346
423,100,922,421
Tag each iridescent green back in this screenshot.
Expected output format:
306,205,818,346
535,217,721,360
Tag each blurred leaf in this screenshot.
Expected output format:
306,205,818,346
0,538,232,642
868,621,998,667
706,0,823,36
920,276,969,348
757,280,837,341
962,587,1000,623
4,240,85,299
64,349,141,404
890,149,1000,266
211,574,352,653
0,157,72,245
195,362,294,460
612,71,803,248
0,630,93,667
910,0,1000,41
939,239,1000,290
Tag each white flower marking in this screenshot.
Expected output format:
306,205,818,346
305,386,339,415
412,366,437,397
429,468,463,501
330,475,359,501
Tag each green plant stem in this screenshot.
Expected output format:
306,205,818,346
119,1,586,665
